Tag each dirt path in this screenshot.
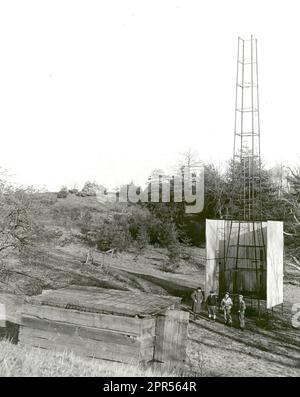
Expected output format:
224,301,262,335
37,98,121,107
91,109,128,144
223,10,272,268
187,314,300,377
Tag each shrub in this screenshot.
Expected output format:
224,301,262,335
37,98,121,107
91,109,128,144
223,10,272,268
79,181,105,197
57,186,68,199
68,188,79,194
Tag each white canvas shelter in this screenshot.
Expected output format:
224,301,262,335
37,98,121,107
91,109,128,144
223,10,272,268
206,219,283,309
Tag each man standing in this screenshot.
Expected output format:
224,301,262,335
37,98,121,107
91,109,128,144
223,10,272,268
205,291,218,322
191,287,204,320
238,294,246,331
221,292,233,326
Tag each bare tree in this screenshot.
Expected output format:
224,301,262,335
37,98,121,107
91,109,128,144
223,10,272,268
0,184,36,257
178,148,202,169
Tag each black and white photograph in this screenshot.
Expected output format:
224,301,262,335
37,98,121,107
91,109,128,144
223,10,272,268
0,0,299,380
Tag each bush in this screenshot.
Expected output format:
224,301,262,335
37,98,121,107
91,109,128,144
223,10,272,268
78,212,132,252
79,181,105,197
77,204,181,253
68,188,79,195
57,186,68,199
135,225,150,250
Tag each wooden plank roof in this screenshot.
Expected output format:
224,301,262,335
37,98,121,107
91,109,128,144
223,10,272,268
29,286,181,317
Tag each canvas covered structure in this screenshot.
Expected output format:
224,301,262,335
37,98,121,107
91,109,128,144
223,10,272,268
206,219,283,309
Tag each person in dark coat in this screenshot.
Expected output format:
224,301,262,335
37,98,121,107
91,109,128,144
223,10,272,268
191,287,204,320
205,290,218,321
238,294,246,331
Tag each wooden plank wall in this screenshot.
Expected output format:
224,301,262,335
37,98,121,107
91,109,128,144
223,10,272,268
19,304,189,366
19,304,156,364
154,309,189,365
0,293,25,325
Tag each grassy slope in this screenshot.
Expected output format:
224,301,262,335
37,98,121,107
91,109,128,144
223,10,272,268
0,193,205,296
187,303,300,377
0,340,177,377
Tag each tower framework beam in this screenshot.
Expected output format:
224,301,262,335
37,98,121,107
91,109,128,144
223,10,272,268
232,36,262,221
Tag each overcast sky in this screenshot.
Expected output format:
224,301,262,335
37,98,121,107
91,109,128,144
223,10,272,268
0,0,299,191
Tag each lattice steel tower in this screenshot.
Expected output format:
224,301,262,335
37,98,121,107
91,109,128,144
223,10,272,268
232,35,262,221
217,37,268,306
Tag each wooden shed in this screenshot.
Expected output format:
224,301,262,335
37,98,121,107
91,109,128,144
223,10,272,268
19,286,189,365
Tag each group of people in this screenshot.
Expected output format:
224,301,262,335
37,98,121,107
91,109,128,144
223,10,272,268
191,287,246,331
